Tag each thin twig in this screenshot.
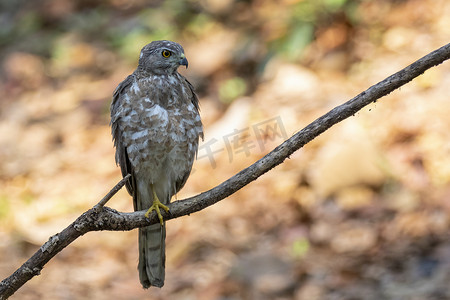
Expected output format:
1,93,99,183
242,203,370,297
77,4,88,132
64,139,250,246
1,42,449,300
94,174,131,210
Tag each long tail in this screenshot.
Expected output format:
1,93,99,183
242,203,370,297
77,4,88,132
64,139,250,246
138,222,166,288
134,182,166,289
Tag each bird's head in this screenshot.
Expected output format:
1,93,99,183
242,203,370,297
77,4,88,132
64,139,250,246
138,40,188,75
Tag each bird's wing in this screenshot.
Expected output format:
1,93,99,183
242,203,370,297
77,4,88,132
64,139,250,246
174,78,204,193
110,74,136,197
185,77,204,141
185,79,200,110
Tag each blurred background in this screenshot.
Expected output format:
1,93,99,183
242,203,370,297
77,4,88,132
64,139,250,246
0,0,449,299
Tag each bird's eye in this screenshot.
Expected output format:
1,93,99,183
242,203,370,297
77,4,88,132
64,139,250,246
162,50,172,58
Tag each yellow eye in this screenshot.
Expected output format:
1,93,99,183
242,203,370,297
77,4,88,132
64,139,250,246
162,50,172,58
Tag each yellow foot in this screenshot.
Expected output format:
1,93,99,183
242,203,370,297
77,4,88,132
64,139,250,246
144,199,169,225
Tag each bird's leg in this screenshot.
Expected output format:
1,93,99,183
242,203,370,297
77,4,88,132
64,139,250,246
144,185,170,225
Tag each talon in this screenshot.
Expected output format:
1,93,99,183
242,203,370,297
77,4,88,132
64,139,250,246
144,188,170,225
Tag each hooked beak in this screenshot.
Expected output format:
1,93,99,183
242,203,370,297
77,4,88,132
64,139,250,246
179,55,189,69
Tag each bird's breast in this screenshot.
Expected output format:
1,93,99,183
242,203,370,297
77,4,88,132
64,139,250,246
120,76,201,174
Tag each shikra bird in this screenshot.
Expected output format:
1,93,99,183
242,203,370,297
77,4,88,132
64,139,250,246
110,40,203,288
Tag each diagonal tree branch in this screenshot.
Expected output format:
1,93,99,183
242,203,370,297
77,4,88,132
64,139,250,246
1,42,449,299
